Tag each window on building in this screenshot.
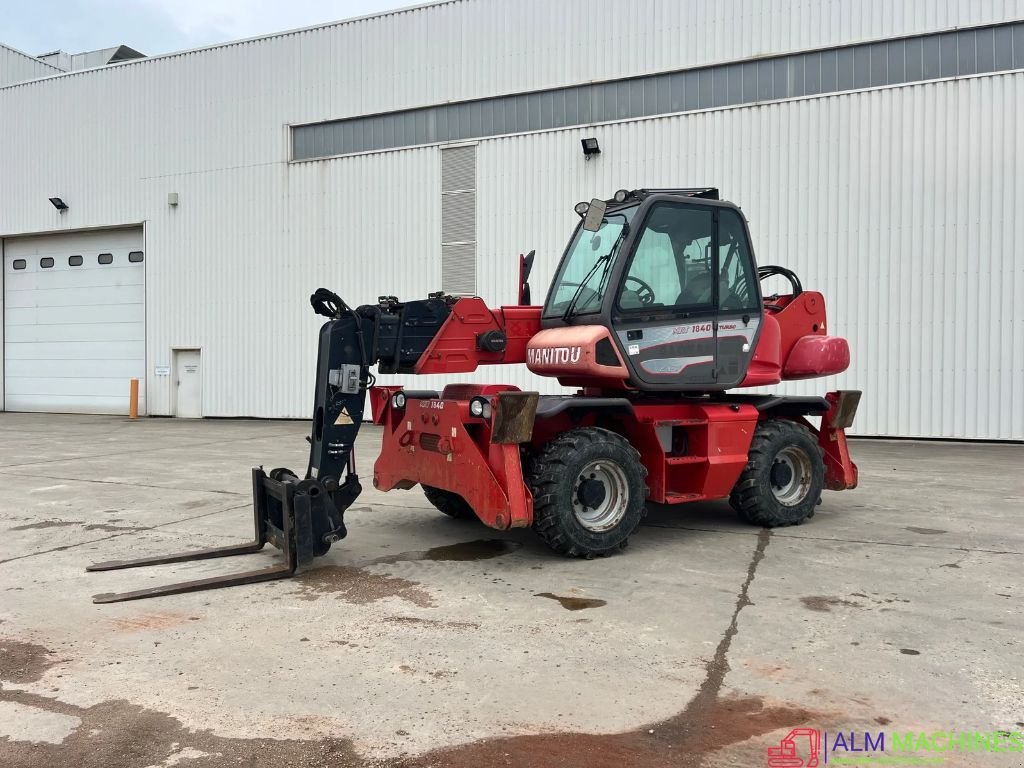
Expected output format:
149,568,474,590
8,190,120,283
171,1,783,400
12,259,26,270
40,257,54,268
69,255,83,266
128,251,144,263
98,253,113,265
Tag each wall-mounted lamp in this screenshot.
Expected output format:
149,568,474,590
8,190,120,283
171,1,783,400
167,192,179,207
49,197,69,212
581,137,601,159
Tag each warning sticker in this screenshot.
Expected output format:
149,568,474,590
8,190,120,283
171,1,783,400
335,407,353,425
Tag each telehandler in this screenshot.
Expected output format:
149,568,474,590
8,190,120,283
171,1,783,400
89,188,859,602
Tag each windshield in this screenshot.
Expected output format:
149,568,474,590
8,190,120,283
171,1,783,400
544,206,637,318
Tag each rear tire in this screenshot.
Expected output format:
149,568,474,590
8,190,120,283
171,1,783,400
529,427,647,557
422,484,476,520
730,419,824,527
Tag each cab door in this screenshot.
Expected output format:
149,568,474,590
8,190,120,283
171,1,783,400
714,208,763,388
611,203,720,389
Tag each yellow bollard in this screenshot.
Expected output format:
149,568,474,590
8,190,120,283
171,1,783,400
129,378,139,419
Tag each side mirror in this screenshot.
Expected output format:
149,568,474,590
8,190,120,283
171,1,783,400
518,250,535,305
583,199,607,232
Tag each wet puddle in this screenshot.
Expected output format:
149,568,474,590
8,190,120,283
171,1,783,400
0,638,59,683
534,592,607,611
904,527,947,535
9,520,79,531
367,539,521,565
799,596,863,612
293,566,435,607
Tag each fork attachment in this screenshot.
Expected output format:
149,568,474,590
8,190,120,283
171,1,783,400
87,291,372,603
88,468,347,603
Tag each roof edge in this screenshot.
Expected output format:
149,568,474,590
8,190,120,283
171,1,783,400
0,0,459,88
0,41,63,73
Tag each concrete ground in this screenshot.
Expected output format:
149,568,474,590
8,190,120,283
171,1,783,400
0,413,1021,768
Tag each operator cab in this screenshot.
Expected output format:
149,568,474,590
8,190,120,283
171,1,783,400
540,188,763,391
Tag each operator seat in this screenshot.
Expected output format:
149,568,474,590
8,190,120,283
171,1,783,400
676,271,712,306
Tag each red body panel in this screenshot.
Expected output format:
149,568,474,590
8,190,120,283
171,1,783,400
525,325,630,388
371,385,858,529
370,284,858,529
372,388,532,530
619,402,759,504
413,298,541,374
819,392,859,490
742,291,850,387
783,336,850,379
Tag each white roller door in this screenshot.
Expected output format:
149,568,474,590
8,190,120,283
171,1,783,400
3,228,145,414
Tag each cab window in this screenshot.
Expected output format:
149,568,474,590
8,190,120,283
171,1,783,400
544,206,637,318
618,204,714,311
619,228,678,309
717,209,759,312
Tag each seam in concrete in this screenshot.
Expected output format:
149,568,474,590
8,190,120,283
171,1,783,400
0,503,251,567
0,429,295,471
642,523,1024,557
674,528,771,767
0,470,245,496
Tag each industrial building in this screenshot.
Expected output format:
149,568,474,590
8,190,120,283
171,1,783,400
1,0,1021,439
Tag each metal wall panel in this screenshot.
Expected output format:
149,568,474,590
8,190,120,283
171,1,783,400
0,43,61,87
1,1,1023,437
471,74,1024,440
292,20,1024,159
5,1,1023,117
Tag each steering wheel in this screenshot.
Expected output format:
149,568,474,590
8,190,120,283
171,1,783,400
757,265,803,311
624,276,656,306
553,282,600,313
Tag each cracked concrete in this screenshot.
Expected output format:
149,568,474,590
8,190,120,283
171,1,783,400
0,413,1022,767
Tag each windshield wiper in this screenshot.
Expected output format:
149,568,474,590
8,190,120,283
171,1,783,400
561,223,628,322
562,254,609,322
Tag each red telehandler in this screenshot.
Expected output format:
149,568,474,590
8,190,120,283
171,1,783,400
89,188,860,602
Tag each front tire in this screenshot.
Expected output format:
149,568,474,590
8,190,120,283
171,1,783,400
529,427,647,557
730,419,824,527
422,485,476,520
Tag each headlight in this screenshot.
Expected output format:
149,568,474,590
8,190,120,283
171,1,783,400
391,392,406,409
469,396,492,419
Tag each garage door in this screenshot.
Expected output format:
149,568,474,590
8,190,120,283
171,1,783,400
3,228,145,414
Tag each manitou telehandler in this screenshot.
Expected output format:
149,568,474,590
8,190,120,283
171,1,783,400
89,188,860,603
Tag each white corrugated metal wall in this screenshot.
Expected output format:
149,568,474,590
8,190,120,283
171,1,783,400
472,74,1024,440
0,43,60,87
0,0,1022,437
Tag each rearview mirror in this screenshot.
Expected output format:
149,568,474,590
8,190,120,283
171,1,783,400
583,199,607,232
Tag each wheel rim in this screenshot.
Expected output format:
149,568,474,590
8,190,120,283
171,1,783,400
572,459,629,532
770,446,813,506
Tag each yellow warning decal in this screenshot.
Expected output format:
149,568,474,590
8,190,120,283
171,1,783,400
335,407,353,425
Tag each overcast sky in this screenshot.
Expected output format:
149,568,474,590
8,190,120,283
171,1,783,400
4,0,414,57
